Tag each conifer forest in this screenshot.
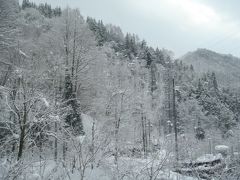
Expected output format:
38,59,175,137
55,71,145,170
1,0,240,179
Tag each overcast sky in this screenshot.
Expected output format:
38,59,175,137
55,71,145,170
28,0,240,58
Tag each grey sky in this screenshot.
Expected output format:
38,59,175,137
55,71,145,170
27,0,240,58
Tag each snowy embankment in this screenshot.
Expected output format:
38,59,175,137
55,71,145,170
0,114,197,180
0,158,198,180
81,113,94,135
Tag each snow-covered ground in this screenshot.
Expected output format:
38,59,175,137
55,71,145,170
0,113,199,179
196,153,222,163
0,156,198,180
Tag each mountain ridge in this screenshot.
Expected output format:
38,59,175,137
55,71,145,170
180,48,240,88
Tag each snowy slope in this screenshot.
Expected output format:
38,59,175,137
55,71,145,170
0,158,198,180
81,113,94,136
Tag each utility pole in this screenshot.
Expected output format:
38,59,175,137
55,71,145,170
172,78,179,163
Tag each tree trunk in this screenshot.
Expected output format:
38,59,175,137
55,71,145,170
17,116,27,160
172,78,179,163
17,87,27,160
114,116,120,165
63,141,67,161
148,118,151,152
54,122,58,161
91,119,95,169
144,116,148,156
17,126,25,160
141,112,146,158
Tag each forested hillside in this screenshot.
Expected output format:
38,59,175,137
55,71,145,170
181,48,240,88
1,1,240,179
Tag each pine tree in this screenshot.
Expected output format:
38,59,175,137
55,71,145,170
190,64,194,71
195,121,205,140
63,70,84,135
53,7,62,16
145,49,152,67
22,0,30,9
155,48,165,65
124,33,132,59
86,18,108,46
211,72,218,91
196,79,203,98
87,17,98,32
98,20,108,45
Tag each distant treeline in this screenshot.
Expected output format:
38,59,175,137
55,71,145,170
21,0,62,18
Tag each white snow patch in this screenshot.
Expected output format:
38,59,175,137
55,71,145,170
0,86,11,93
215,145,229,151
28,173,41,180
19,49,28,57
105,156,198,180
76,135,86,144
0,157,198,180
81,113,94,136
196,153,222,163
13,133,19,139
41,97,49,107
49,115,60,122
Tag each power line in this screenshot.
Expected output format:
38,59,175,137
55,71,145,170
208,32,240,49
197,24,240,49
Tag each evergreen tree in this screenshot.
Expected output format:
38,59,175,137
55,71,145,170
150,63,157,94
22,0,31,9
129,34,137,56
144,49,152,67
196,79,203,98
22,1,61,18
124,33,132,59
195,122,205,140
155,48,165,65
87,18,108,46
53,7,62,16
211,72,218,91
63,70,84,135
141,40,147,49
87,17,98,32
190,64,194,71
96,20,107,46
